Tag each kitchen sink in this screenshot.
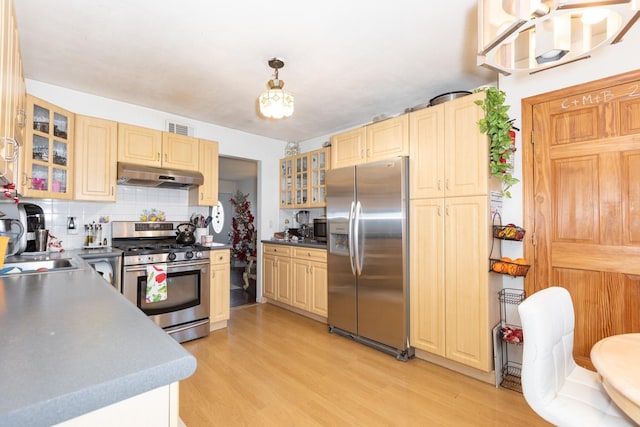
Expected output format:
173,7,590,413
0,258,79,275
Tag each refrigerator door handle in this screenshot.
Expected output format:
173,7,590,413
354,200,363,276
348,200,356,276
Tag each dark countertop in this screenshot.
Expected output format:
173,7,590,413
262,239,327,250
0,254,196,427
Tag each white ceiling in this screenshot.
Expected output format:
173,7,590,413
13,0,495,145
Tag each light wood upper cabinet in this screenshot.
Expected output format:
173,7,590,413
117,123,162,167
331,115,409,169
161,132,199,171
23,95,74,199
279,147,330,208
279,157,294,208
210,250,230,326
331,127,366,169
365,114,409,163
410,92,488,199
118,124,199,171
189,138,219,206
74,115,117,201
409,106,445,199
0,0,25,188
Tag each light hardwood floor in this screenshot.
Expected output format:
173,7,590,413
180,303,550,426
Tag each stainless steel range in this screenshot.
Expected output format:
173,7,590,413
111,221,211,343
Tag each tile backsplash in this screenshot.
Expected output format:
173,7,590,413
8,186,209,250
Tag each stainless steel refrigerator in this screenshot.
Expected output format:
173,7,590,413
326,156,412,361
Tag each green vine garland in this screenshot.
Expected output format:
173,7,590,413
474,87,519,198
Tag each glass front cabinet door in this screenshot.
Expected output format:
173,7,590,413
295,154,309,207
309,148,329,207
280,157,293,208
24,96,74,198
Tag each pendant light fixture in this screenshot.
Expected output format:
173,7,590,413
477,0,640,74
259,58,294,119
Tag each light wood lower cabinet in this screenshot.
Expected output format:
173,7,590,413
291,247,328,317
410,195,500,377
262,244,327,321
330,114,409,168
262,244,292,301
209,249,230,330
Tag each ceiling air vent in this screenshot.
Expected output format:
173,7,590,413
166,121,192,136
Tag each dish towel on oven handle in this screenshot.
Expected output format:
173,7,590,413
146,264,168,303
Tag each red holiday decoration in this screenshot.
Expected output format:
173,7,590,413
228,191,256,262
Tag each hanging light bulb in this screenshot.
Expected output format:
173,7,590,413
259,58,294,119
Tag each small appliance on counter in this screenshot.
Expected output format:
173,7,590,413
313,217,327,243
17,203,45,254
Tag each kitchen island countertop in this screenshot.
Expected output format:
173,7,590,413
0,255,196,426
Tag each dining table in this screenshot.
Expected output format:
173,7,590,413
591,333,640,425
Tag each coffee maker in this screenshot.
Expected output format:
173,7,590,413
295,210,312,240
17,203,45,253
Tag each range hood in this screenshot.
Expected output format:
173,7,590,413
117,163,204,189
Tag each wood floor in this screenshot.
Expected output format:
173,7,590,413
180,303,551,427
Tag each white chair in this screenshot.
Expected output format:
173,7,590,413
518,286,634,426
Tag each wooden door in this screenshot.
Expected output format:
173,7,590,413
524,70,640,368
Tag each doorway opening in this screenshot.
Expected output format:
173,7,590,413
218,156,258,308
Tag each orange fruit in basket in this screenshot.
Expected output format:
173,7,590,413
513,258,527,265
492,262,504,273
500,256,512,262
507,263,519,276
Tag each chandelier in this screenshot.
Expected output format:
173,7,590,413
258,58,294,119
477,0,640,74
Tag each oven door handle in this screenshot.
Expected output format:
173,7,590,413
124,261,209,273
